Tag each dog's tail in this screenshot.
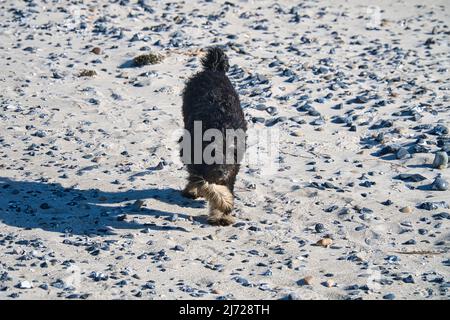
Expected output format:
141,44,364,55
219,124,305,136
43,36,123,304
201,47,230,73
197,180,233,213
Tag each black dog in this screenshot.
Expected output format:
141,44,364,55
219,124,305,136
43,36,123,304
180,47,247,226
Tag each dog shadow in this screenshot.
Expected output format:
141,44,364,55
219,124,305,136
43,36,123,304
407,163,432,169
0,177,207,236
118,59,137,69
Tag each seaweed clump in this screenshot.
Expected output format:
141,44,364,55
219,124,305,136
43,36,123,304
133,53,163,66
78,69,97,77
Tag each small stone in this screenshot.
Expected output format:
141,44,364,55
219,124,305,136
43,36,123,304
324,279,335,288
353,96,368,104
265,116,287,127
311,117,326,126
40,203,50,210
33,130,46,138
433,152,448,169
400,206,412,213
302,276,314,285
117,214,127,221
131,200,144,210
291,130,303,137
316,238,333,247
289,116,306,124
130,33,145,42
232,276,250,287
23,46,37,53
266,106,278,115
315,223,325,233
91,47,102,55
133,79,152,87
430,124,449,136
396,147,410,159
431,176,448,191
383,293,396,300
418,229,428,235
284,292,301,300
418,201,449,211
252,117,266,124
18,281,33,289
39,283,49,290
394,174,427,183
52,71,65,79
385,255,400,263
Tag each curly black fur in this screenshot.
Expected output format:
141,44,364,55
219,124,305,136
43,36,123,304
200,47,230,73
180,47,247,225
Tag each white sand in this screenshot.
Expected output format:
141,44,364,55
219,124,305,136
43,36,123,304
0,0,448,299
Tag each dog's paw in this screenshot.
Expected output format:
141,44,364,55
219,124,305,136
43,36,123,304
207,212,235,226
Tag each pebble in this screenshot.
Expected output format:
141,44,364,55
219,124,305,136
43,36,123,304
316,238,333,247
232,276,251,287
418,201,449,211
400,206,413,213
131,200,144,210
433,152,448,169
284,292,301,300
265,116,287,127
394,174,427,182
315,223,326,233
403,275,415,283
18,280,33,289
430,124,449,136
431,176,448,191
311,118,326,126
299,276,314,285
324,279,335,288
91,47,102,55
40,203,50,210
383,293,396,300
39,283,49,290
252,117,265,124
396,147,410,159
289,116,306,124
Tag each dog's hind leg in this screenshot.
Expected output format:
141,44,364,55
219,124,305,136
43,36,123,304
208,208,235,226
199,182,235,226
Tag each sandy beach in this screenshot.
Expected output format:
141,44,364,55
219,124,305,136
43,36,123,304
0,0,449,300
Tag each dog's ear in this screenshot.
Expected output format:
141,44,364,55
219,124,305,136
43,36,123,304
201,47,229,73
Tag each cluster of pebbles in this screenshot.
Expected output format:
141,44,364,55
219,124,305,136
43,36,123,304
0,0,448,299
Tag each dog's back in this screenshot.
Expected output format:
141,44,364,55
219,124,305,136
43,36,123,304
182,48,246,135
181,48,247,183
